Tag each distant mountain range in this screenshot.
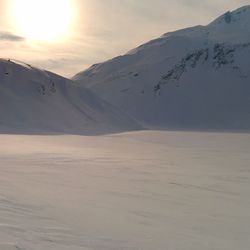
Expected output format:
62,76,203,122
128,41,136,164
1,6,250,134
74,6,250,131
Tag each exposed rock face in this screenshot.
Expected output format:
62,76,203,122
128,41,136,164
155,43,250,93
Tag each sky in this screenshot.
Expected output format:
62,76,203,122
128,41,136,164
0,0,249,77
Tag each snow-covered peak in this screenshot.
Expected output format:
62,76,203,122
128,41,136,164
210,5,250,25
162,26,206,39
0,59,140,134
74,5,250,87
73,5,250,131
206,5,250,43
141,5,250,52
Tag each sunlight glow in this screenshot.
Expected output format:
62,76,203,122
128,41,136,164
10,0,75,41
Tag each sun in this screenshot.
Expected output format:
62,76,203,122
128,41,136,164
10,0,75,41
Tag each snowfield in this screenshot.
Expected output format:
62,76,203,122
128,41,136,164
0,131,250,250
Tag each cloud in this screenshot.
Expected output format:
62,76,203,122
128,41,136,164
0,31,25,42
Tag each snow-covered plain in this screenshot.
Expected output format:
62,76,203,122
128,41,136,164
0,131,250,250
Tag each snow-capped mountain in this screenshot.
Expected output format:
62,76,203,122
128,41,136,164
0,59,139,134
73,6,250,131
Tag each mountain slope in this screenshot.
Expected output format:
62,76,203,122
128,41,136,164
73,6,250,131
0,59,140,134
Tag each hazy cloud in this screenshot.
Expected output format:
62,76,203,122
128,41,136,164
0,31,25,42
0,0,249,76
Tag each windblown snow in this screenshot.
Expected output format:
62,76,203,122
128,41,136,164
0,131,250,250
74,5,250,131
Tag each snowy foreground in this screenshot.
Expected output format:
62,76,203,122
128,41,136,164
0,131,250,250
